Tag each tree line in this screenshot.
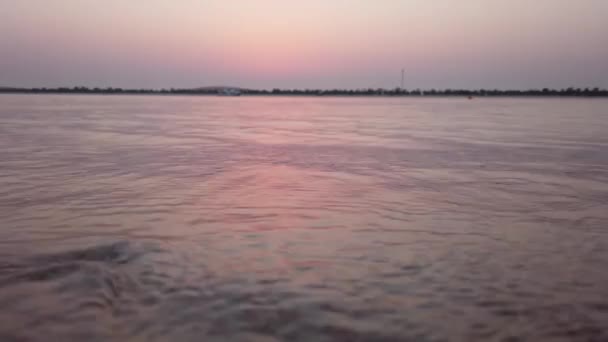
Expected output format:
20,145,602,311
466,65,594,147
1,86,607,97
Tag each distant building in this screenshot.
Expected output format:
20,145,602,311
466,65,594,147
218,87,241,96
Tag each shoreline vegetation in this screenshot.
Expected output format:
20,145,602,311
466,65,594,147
1,86,607,97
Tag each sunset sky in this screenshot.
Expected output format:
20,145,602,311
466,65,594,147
1,0,607,89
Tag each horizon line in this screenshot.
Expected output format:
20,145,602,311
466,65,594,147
1,86,607,92
2,86,607,98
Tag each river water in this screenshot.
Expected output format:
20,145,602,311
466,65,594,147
1,95,607,341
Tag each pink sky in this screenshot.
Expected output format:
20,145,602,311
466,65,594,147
1,0,607,89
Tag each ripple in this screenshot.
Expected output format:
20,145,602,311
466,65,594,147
1,95,608,341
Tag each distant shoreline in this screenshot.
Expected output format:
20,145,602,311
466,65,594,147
1,87,607,97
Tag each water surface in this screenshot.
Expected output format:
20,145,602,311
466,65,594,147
1,95,608,341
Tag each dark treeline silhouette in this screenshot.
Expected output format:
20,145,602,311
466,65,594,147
1,86,607,97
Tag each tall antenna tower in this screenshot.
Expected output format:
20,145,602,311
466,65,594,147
401,69,405,89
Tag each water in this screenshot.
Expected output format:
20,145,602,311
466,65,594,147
1,95,607,342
